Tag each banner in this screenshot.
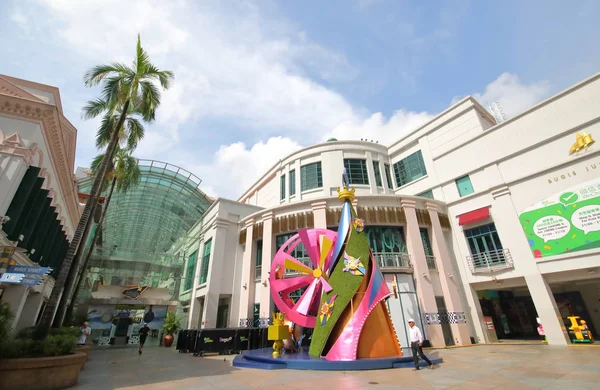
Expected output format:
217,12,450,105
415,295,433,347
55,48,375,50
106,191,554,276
519,178,600,258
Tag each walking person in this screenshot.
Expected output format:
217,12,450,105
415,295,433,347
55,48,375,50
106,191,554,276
138,323,150,355
408,319,434,371
78,321,92,347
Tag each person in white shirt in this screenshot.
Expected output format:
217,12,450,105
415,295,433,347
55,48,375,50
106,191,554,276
78,321,92,346
408,319,434,370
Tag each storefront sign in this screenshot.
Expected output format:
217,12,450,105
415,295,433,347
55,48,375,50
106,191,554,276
483,316,495,330
21,277,42,286
0,273,25,283
519,178,600,258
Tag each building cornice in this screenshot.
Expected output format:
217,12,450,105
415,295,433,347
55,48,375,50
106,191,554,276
0,94,80,231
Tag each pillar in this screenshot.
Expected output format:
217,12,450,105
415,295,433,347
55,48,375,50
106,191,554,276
490,187,569,345
187,234,205,329
237,220,255,326
427,202,471,345
259,212,274,325
401,199,445,347
200,220,229,329
15,291,44,332
1,284,29,331
311,201,327,229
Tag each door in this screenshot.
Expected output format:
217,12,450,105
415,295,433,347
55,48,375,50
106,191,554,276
216,304,229,328
436,296,455,346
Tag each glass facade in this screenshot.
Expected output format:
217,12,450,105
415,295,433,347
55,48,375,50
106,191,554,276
300,162,323,191
393,150,427,187
289,169,296,196
365,226,407,253
199,239,212,285
456,175,474,197
183,250,197,291
344,159,369,185
373,160,383,187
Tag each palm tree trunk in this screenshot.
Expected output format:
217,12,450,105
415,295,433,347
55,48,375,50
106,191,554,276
37,100,131,337
63,176,117,324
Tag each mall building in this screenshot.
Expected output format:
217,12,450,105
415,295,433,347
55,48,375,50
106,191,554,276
0,75,80,332
175,72,600,347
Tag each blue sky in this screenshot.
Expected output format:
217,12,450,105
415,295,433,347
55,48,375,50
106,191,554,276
1,0,598,198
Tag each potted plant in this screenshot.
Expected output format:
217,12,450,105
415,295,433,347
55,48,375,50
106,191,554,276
162,312,181,348
0,303,86,390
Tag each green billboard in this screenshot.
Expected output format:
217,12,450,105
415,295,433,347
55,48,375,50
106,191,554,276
519,178,600,258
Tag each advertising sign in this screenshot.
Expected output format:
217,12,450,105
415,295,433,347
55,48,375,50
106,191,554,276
7,266,52,275
0,273,25,283
519,178,600,258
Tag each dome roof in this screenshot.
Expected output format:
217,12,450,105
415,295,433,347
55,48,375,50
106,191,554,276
326,138,338,142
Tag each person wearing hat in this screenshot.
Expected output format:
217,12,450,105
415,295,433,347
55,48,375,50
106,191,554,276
408,318,434,370
138,323,150,355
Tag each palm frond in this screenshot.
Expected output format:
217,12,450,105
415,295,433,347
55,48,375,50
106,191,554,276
125,117,145,150
135,34,152,75
82,98,110,120
139,81,161,122
95,113,118,149
145,64,174,89
83,63,126,87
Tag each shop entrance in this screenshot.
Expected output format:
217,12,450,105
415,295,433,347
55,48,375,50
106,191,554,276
550,278,599,340
478,289,540,340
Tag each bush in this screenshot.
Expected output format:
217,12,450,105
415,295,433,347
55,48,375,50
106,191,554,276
0,302,14,345
42,334,78,357
0,338,42,359
49,327,81,338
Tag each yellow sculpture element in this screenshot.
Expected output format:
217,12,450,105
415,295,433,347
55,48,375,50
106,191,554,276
569,132,595,155
337,185,356,202
567,315,595,343
268,312,289,358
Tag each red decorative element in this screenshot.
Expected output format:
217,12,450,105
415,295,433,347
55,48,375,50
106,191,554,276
533,249,542,258
458,207,490,226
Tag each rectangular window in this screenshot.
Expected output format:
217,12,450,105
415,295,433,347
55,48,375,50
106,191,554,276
464,224,503,255
420,228,433,256
384,164,393,189
199,239,212,285
253,303,260,325
301,162,323,191
456,175,474,197
280,174,286,200
372,160,383,187
289,170,296,196
393,150,427,187
417,190,434,199
255,240,263,281
344,159,369,185
183,250,198,291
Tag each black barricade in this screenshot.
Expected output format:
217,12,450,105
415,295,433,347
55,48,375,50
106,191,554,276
183,326,281,356
176,329,188,351
233,328,251,353
193,328,237,355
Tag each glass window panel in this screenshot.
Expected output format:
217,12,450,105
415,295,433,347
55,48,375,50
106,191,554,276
280,174,286,200
417,190,434,199
183,250,197,291
393,150,427,187
384,164,393,189
300,162,323,191
456,175,474,197
372,160,383,187
420,228,433,256
289,170,296,196
199,239,212,284
343,159,369,185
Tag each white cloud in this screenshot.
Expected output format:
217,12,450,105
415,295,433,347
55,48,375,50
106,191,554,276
473,73,551,118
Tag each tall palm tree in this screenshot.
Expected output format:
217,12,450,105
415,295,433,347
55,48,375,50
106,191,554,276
53,102,148,327
62,147,141,324
38,35,173,336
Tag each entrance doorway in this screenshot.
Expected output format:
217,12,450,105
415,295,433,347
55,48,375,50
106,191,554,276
436,296,455,346
478,289,539,340
551,278,599,340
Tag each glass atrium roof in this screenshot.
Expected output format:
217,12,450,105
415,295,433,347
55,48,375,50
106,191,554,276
76,160,213,295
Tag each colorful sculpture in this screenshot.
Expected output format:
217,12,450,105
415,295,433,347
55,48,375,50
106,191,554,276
268,312,289,358
269,169,402,360
567,315,595,343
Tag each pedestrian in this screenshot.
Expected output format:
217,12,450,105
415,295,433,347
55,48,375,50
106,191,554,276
408,318,434,371
78,321,92,346
138,323,150,355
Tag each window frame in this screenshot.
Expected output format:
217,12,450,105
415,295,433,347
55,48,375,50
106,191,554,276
393,150,427,187
456,175,474,197
280,173,286,200
183,250,198,291
289,169,296,196
199,239,213,285
343,158,369,185
384,164,393,189
300,162,323,191
417,190,434,199
372,160,383,187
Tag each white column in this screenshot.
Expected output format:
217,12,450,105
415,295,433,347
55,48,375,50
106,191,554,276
259,212,274,322
2,284,29,331
365,152,378,194
187,234,204,329
0,156,27,217
427,203,471,345
401,199,445,347
490,187,569,345
14,291,44,332
237,220,255,326
201,220,229,329
311,201,327,229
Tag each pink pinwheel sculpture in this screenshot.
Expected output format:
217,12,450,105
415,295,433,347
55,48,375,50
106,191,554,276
270,228,338,328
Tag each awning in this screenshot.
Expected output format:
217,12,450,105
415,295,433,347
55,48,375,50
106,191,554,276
458,206,490,226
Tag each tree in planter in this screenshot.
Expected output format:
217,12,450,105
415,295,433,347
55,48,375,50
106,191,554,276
162,312,182,348
62,146,141,324
57,102,147,326
38,34,173,337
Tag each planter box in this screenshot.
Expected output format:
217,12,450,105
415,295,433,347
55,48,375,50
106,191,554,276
0,352,87,390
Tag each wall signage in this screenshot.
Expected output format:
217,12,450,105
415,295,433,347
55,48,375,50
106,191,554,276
7,265,52,275
519,178,600,258
0,273,25,284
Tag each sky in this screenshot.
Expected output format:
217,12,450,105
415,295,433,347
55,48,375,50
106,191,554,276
1,0,599,199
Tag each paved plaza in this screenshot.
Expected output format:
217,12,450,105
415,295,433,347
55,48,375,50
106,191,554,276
74,344,600,390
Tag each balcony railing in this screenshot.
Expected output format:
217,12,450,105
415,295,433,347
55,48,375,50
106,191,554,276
373,252,412,270
425,255,437,270
466,249,513,273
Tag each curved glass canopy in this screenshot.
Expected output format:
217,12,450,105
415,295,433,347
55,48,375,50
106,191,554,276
76,160,213,297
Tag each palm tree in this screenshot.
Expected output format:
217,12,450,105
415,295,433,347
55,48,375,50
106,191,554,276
62,147,141,324
53,102,148,327
37,35,173,336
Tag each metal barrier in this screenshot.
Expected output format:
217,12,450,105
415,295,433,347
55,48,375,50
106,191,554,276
177,327,270,356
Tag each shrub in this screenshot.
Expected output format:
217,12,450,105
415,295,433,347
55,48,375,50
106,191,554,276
49,327,81,338
0,302,14,345
42,334,78,357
